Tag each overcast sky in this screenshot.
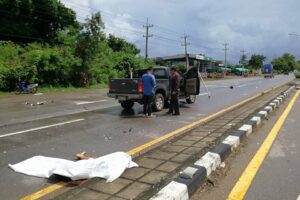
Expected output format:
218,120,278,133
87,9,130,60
61,0,300,63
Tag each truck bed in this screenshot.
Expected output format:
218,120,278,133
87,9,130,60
109,78,140,94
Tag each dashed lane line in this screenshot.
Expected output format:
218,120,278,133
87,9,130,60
0,119,85,138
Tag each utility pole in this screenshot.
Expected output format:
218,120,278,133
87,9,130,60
222,42,229,67
240,49,246,67
182,33,190,70
143,18,153,62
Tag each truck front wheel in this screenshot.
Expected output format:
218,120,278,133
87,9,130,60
153,93,165,111
121,101,134,109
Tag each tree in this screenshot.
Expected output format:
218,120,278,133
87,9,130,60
271,53,298,72
248,54,266,69
107,34,140,55
0,0,78,43
74,12,105,86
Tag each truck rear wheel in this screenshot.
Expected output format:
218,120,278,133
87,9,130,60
153,93,164,111
121,101,134,109
186,95,196,104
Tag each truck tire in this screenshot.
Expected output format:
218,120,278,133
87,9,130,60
121,101,134,109
153,93,165,111
186,95,196,104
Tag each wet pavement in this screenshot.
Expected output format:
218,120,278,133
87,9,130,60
41,81,291,200
0,75,294,200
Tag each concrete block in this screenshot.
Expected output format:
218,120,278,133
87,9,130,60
239,124,252,136
231,130,247,141
194,152,221,176
269,102,277,108
222,135,240,150
150,181,189,200
251,116,261,126
264,106,273,113
210,143,231,162
179,167,199,179
258,110,268,118
176,165,207,195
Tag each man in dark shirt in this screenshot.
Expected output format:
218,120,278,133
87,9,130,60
142,67,156,117
167,67,180,116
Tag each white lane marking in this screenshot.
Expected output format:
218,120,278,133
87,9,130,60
198,92,210,96
75,100,107,105
0,119,85,138
237,84,247,88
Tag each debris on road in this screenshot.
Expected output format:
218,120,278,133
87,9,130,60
220,162,226,168
230,85,234,89
8,152,138,182
36,101,46,105
34,93,43,96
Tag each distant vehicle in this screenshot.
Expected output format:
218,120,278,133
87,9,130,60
283,71,289,75
263,64,274,78
107,66,200,111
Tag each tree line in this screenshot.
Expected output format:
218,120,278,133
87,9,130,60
1,0,299,91
0,0,153,91
239,53,300,73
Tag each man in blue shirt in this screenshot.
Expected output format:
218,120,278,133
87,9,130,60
141,67,156,117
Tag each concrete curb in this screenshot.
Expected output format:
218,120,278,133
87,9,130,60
150,86,295,200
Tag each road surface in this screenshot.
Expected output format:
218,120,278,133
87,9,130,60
0,75,294,200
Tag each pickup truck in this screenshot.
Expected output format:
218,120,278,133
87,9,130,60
107,66,200,111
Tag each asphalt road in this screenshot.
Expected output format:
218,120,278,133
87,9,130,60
244,91,300,200
191,85,299,200
0,75,294,200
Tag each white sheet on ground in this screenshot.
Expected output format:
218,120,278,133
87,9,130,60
8,152,138,182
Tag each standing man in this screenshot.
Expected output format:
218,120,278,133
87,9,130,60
142,67,156,117
167,67,180,116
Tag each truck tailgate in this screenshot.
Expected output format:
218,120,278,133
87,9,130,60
109,79,140,94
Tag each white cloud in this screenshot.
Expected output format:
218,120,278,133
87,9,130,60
62,0,300,63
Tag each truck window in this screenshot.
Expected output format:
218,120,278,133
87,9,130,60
153,69,168,79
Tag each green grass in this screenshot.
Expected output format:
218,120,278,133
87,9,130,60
294,72,300,79
0,83,108,96
38,83,108,93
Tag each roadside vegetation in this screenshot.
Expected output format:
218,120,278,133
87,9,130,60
0,0,153,92
0,0,299,92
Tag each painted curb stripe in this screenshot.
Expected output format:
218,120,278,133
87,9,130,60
150,181,189,200
194,152,221,177
239,124,253,136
